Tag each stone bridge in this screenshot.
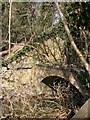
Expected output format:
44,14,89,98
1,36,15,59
2,61,85,96
30,63,81,95
2,38,82,95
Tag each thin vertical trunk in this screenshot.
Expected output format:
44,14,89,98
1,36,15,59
9,0,12,55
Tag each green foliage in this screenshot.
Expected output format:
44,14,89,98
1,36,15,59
77,68,90,89
72,66,90,89
64,2,90,65
2,46,31,67
2,2,90,68
65,2,90,29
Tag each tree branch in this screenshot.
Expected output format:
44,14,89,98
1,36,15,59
55,2,90,75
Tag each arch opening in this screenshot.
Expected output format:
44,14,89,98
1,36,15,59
41,75,85,109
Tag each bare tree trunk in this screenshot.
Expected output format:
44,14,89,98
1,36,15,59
55,3,90,76
8,0,12,55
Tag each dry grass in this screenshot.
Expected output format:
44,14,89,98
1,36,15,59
2,80,72,119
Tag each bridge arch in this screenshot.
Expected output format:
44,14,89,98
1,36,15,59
30,65,80,94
